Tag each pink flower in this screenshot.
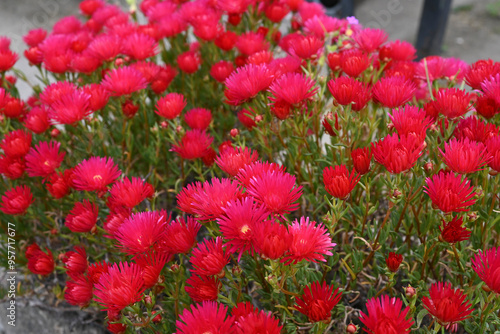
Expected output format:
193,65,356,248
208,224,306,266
176,301,234,334
440,137,491,174
282,217,335,265
216,146,259,176
73,157,121,192
115,211,168,254
25,141,65,177
224,64,274,106
360,295,414,334
372,133,424,174
101,66,148,96
65,200,99,233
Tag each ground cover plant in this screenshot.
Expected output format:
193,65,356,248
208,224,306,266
1,0,500,332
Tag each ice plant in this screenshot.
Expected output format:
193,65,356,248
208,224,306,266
26,245,55,276
25,141,66,177
62,247,88,277
295,281,342,323
359,295,414,334
373,76,416,108
0,185,34,215
327,76,371,111
351,146,372,175
190,237,230,277
424,172,477,213
439,216,471,244
65,200,99,233
155,93,186,119
282,217,335,265
215,146,259,176
185,275,222,302
323,165,360,200
101,66,148,96
439,137,491,174
108,177,154,209
252,219,290,260
422,282,473,326
224,64,273,106
472,247,500,294
175,301,234,334
386,252,403,272
372,133,424,174
184,108,212,130
93,262,145,312
73,157,121,192
433,88,475,119
115,211,167,254
1,129,32,158
171,129,214,160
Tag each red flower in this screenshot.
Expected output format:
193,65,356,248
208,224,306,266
422,282,473,326
0,155,25,179
185,274,222,302
232,302,283,334
359,295,414,334
472,247,500,294
210,61,235,83
323,165,360,200
103,207,131,238
268,56,301,77
282,217,335,265
289,34,323,60
433,88,474,119
109,177,154,209
0,49,19,71
237,108,257,130
49,89,92,125
80,0,104,15
486,135,500,172
340,49,370,77
247,50,273,65
26,245,55,276
224,64,273,106
73,156,121,192
264,2,290,22
155,93,186,119
215,30,238,51
101,67,148,96
353,28,388,53
24,106,51,133
351,146,372,175
62,246,88,277
93,262,145,312
373,76,416,108
87,260,109,285
46,168,74,199
372,133,424,174
184,108,212,130
87,33,122,62
439,216,471,244
236,32,269,56
82,84,110,112
191,178,245,221
65,200,99,233
133,251,170,288
1,185,33,215
171,129,214,160
247,169,302,215
295,281,342,323
235,161,286,188
379,40,416,62
465,59,500,90
162,216,201,254
218,198,270,258
323,112,340,136
268,72,318,119
115,211,168,254
386,252,403,272
25,141,65,177
389,105,433,140
177,51,201,74
215,146,259,177
252,219,290,260
190,237,230,277
23,28,47,47
424,172,477,213
475,94,499,119
40,81,76,106
123,33,158,60
440,137,491,174
327,76,371,111
65,274,94,307
454,116,499,144
1,129,32,158
481,73,500,107
176,301,234,334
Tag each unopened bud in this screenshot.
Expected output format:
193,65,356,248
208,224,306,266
51,128,61,137
160,121,168,128
144,295,153,306
387,123,394,131
392,189,402,199
114,58,124,67
231,266,242,277
230,128,239,137
489,169,498,176
405,286,417,298
254,115,263,123
90,225,98,235
424,162,433,172
467,211,478,221
170,264,180,273
176,125,183,133
152,311,162,323
50,228,58,235
346,324,358,333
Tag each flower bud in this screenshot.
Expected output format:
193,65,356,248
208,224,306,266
405,285,417,298
346,324,358,333
467,211,478,221
230,128,239,137
424,162,433,172
144,295,153,307
152,311,162,324
386,252,403,273
392,188,402,199
51,128,60,137
254,115,263,123
170,264,180,273
232,266,242,277
160,121,168,129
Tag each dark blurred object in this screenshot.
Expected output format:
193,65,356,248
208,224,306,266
318,0,354,18
416,0,452,59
